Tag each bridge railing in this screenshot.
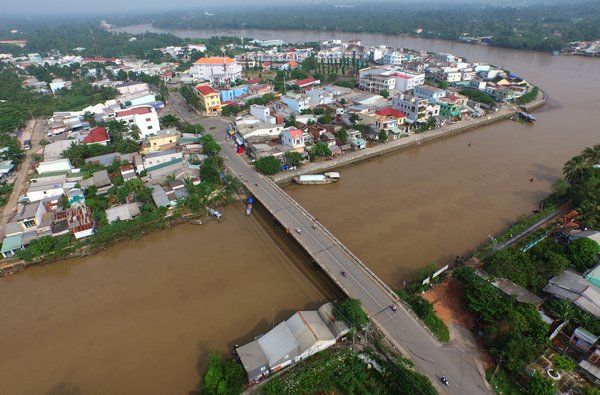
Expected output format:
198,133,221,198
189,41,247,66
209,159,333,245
263,177,402,303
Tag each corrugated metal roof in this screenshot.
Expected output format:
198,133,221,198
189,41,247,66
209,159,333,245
257,321,298,367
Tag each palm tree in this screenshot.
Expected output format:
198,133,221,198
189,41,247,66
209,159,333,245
548,298,575,323
128,124,141,141
107,120,128,142
563,155,591,184
582,144,600,166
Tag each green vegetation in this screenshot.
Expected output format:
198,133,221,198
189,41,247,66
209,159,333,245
151,2,600,52
562,144,600,229
397,290,450,343
199,134,221,156
529,371,554,395
454,266,549,374
483,239,570,293
0,184,13,207
284,151,303,167
61,141,138,167
258,347,436,395
459,88,496,106
486,368,525,395
333,298,368,329
309,142,331,161
518,86,540,106
553,354,576,371
198,351,245,395
255,156,281,175
568,237,600,272
179,85,202,111
16,234,76,262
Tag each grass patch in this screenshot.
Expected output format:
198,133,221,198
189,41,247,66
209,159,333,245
487,368,525,395
397,290,450,343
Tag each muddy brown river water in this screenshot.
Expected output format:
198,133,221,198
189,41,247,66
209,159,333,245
2,26,599,394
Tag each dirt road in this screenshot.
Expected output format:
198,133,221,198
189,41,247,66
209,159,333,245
0,119,45,239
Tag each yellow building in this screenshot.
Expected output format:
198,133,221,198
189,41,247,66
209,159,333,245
142,129,179,154
195,85,222,115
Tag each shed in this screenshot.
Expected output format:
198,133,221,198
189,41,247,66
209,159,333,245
106,203,141,224
1,234,23,258
236,341,270,382
257,321,299,371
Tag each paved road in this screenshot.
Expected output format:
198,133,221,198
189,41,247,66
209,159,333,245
169,99,491,394
219,140,490,395
0,119,45,239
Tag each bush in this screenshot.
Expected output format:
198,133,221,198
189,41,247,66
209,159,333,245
397,290,450,342
568,238,600,272
553,355,575,371
333,298,368,329
255,156,281,175
199,351,245,395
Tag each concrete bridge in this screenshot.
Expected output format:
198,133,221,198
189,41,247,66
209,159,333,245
221,141,491,395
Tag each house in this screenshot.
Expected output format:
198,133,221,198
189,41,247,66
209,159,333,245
250,105,278,124
358,66,424,93
579,348,600,383
195,85,222,115
81,126,111,145
1,234,24,258
49,79,67,93
282,92,311,113
114,106,161,139
26,180,66,202
106,203,141,224
392,94,440,123
190,57,242,84
52,206,95,239
236,303,347,382
348,130,367,150
280,128,305,152
280,60,299,70
294,77,320,90
42,140,76,161
390,71,425,92
382,51,403,65
374,108,407,130
37,158,73,174
414,85,447,102
306,89,334,107
543,270,600,318
570,327,599,352
120,164,137,181
67,188,85,207
151,185,171,208
0,160,15,181
146,129,179,153
436,97,462,119
219,85,248,102
143,149,183,169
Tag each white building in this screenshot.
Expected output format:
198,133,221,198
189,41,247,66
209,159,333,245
444,71,462,83
280,128,305,151
142,149,183,169
115,82,150,96
190,57,243,85
281,92,312,113
390,71,425,92
392,94,440,123
306,89,334,107
26,180,66,202
114,106,161,139
250,105,278,124
36,158,73,174
382,51,403,65
358,67,424,93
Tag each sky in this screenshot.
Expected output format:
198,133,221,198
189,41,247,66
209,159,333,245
0,0,575,16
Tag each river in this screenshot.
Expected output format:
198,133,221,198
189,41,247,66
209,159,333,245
2,25,599,394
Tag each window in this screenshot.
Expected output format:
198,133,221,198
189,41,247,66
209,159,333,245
148,126,153,130
146,118,151,122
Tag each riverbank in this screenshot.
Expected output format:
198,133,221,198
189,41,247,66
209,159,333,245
273,97,545,184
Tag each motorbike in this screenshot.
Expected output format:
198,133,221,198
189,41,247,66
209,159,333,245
341,271,347,277
441,376,449,386
390,305,398,312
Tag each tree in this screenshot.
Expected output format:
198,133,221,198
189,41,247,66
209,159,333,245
380,89,389,99
183,123,204,135
333,299,368,329
339,98,346,105
200,351,245,395
378,129,389,142
553,355,576,371
335,127,348,144
285,114,297,127
528,371,554,395
563,155,591,185
255,156,281,175
568,238,600,272
106,120,128,142
284,151,303,167
129,124,141,141
582,144,600,166
200,135,221,156
160,114,182,129
438,81,449,89
309,142,331,161
349,113,360,124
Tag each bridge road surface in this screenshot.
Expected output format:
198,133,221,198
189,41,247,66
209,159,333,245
219,138,490,395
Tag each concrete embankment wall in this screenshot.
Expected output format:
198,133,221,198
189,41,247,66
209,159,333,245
272,108,511,184
272,93,546,185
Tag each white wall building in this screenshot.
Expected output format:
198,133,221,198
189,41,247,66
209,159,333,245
37,158,73,174
114,106,161,139
190,57,242,85
390,71,425,92
382,51,403,65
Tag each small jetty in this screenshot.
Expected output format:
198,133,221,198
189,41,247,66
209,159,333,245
293,172,341,185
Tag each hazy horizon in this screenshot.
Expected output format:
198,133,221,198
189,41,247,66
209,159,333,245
0,0,583,17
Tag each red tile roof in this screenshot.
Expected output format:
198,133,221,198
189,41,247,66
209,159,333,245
82,127,110,144
247,78,261,85
195,85,218,96
295,77,318,87
376,108,407,118
116,107,152,118
287,129,303,139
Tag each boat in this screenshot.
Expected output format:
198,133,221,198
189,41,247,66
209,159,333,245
518,111,537,123
189,219,204,225
207,208,222,219
293,172,341,185
245,197,254,216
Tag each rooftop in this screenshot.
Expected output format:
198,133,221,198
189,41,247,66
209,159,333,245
195,85,219,96
115,107,152,118
82,127,110,144
193,57,236,65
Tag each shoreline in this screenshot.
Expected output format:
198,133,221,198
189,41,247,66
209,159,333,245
272,93,545,184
